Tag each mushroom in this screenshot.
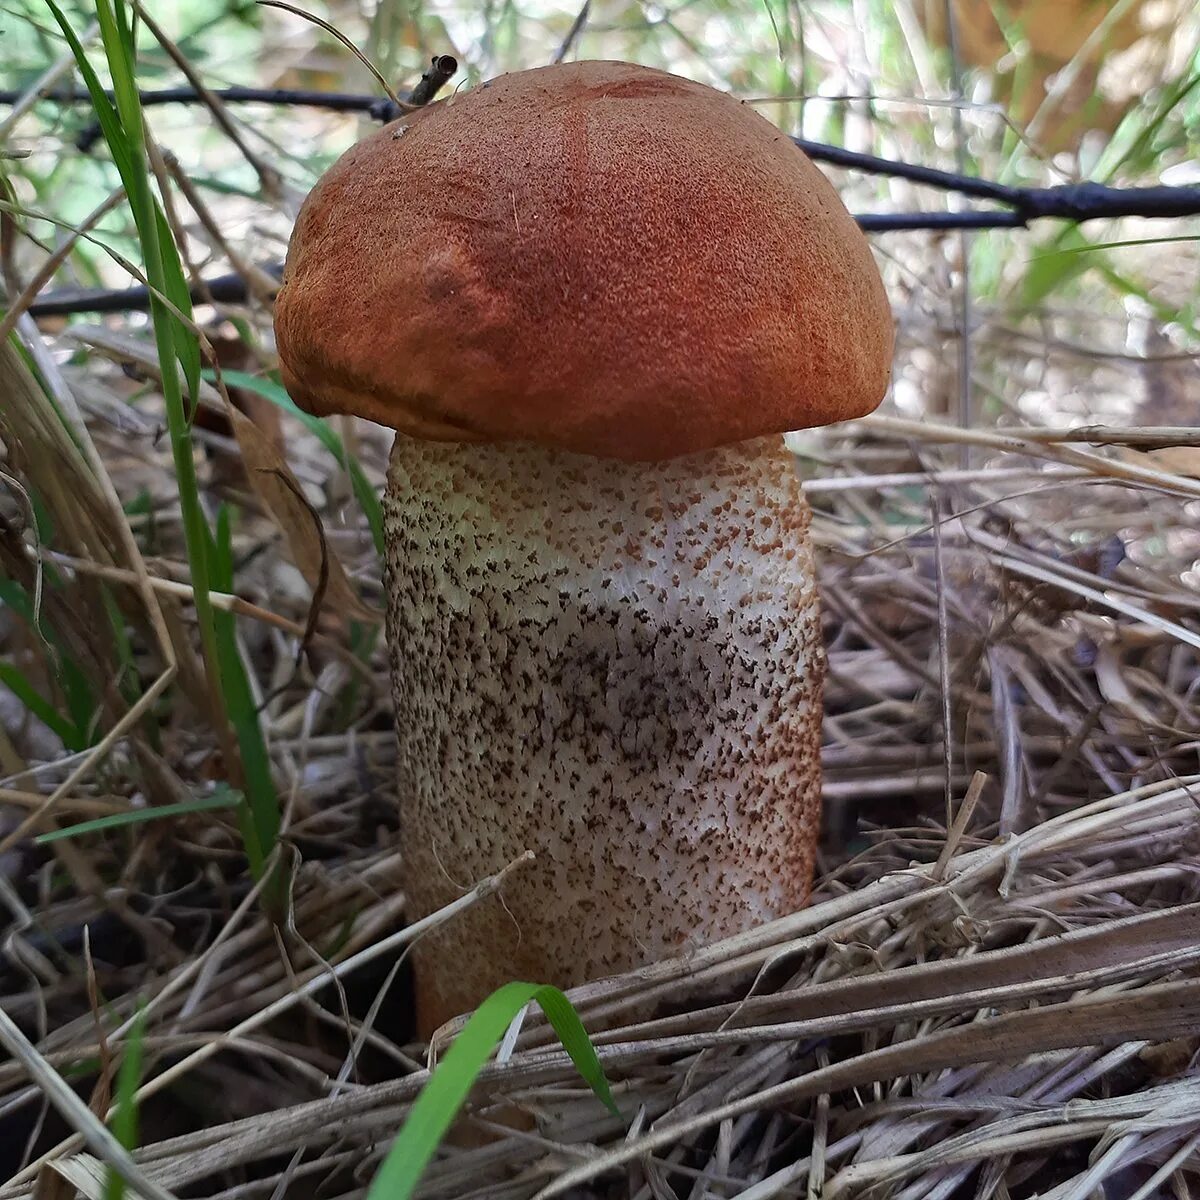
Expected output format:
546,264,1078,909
274,60,893,1035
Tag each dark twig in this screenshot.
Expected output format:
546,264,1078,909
7,83,1199,319
857,211,1024,231
28,265,284,317
23,84,400,116
792,137,1018,204
8,84,1198,223
553,1,592,64
407,55,458,107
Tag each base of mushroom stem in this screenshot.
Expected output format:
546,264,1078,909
383,432,826,1036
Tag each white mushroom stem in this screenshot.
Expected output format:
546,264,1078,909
383,433,825,1034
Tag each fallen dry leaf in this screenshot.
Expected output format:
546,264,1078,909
226,404,379,628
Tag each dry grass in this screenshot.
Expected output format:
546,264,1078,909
3,357,1200,1196
2,1,1200,1197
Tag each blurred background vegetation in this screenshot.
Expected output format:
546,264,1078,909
4,0,1198,317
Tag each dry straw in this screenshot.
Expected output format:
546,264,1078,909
3,4,1200,1196
3,387,1200,1197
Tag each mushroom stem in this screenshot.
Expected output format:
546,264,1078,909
383,432,825,1034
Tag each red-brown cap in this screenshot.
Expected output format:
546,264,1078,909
274,60,893,462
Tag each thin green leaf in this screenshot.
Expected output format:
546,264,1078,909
52,0,280,885
104,1003,145,1200
57,651,99,747
1096,263,1199,339
93,0,200,409
155,204,202,408
34,791,241,845
366,981,618,1200
1095,71,1200,181
1033,234,1200,257
96,0,143,144
531,987,621,1116
0,663,86,750
207,507,280,878
100,587,143,713
1021,224,1100,308
0,580,97,746
43,0,135,182
0,579,35,622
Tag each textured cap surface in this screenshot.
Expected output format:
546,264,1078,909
274,60,893,461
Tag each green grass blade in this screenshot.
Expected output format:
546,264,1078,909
1034,234,1200,257
207,506,280,879
0,579,38,628
0,663,87,750
1097,263,1198,336
532,988,620,1116
42,1,134,182
1020,224,1099,308
104,1003,145,1200
155,205,202,407
206,369,386,556
1095,71,1200,182
366,981,618,1200
0,579,97,750
34,790,241,845
96,1,141,137
49,0,280,885
91,0,200,410
58,647,100,745
100,587,143,712
46,0,208,622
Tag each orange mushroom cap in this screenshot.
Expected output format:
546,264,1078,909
274,60,893,462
